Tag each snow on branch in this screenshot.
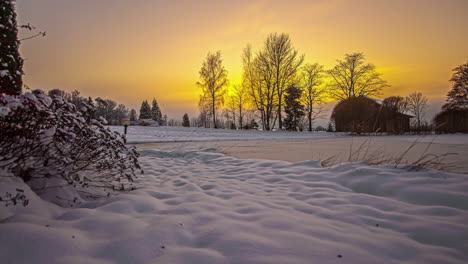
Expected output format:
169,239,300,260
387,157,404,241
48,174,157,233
0,90,140,206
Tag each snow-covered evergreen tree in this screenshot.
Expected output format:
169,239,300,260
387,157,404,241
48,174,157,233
150,98,163,124
139,100,151,119
0,0,24,95
182,113,190,127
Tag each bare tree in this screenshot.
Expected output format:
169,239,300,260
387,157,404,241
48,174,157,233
262,33,304,129
225,96,237,129
328,53,389,100
406,92,428,130
231,84,247,129
300,63,327,131
242,44,277,130
197,51,229,128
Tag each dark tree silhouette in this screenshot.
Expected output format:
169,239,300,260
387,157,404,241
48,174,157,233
405,92,428,130
151,98,163,125
434,62,468,133
301,63,326,131
232,84,247,129
283,86,304,131
182,113,190,127
197,51,229,128
383,96,407,114
0,0,23,95
129,109,138,121
139,100,151,119
328,53,389,100
443,61,468,110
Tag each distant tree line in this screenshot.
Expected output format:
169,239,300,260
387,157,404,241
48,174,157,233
47,89,130,126
195,33,438,132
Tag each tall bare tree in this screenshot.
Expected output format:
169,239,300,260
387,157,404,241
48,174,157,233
197,51,229,128
405,92,428,130
328,53,389,100
242,45,277,130
231,84,247,129
262,33,304,129
300,63,327,131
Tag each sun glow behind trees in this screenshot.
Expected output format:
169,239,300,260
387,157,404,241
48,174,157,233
15,0,468,118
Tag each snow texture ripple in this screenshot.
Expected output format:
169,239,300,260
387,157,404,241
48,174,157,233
1,148,468,264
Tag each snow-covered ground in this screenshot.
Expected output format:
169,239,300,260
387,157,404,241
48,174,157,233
115,126,468,174
1,148,468,263
2,126,468,263
110,126,337,144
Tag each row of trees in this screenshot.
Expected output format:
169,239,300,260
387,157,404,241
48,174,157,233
197,33,392,131
47,89,130,126
138,99,165,125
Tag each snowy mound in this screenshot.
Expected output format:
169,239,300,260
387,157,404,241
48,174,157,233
1,149,468,264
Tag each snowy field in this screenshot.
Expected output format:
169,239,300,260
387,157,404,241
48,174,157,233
110,125,338,144
1,148,468,263
2,126,468,263
115,126,468,174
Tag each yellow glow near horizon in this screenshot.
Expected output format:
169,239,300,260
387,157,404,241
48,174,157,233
16,0,468,118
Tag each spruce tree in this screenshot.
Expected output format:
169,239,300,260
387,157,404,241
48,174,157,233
443,61,468,110
327,122,334,132
150,98,163,124
182,113,190,127
129,109,137,121
0,0,24,95
283,86,304,131
139,100,152,119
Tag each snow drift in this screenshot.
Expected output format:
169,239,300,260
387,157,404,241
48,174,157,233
1,148,467,264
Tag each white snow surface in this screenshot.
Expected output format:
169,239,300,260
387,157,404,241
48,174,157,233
110,126,337,144
1,148,468,264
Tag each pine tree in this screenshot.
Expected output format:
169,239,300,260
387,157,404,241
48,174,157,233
150,98,163,124
129,109,137,121
443,61,468,110
327,121,334,132
182,113,190,127
283,86,304,131
0,0,24,95
139,100,152,119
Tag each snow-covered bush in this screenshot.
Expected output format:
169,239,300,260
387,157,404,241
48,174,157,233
0,90,140,206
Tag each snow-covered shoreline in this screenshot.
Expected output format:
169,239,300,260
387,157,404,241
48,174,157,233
1,147,468,263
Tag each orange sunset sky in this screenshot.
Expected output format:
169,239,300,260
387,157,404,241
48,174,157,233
16,0,468,119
